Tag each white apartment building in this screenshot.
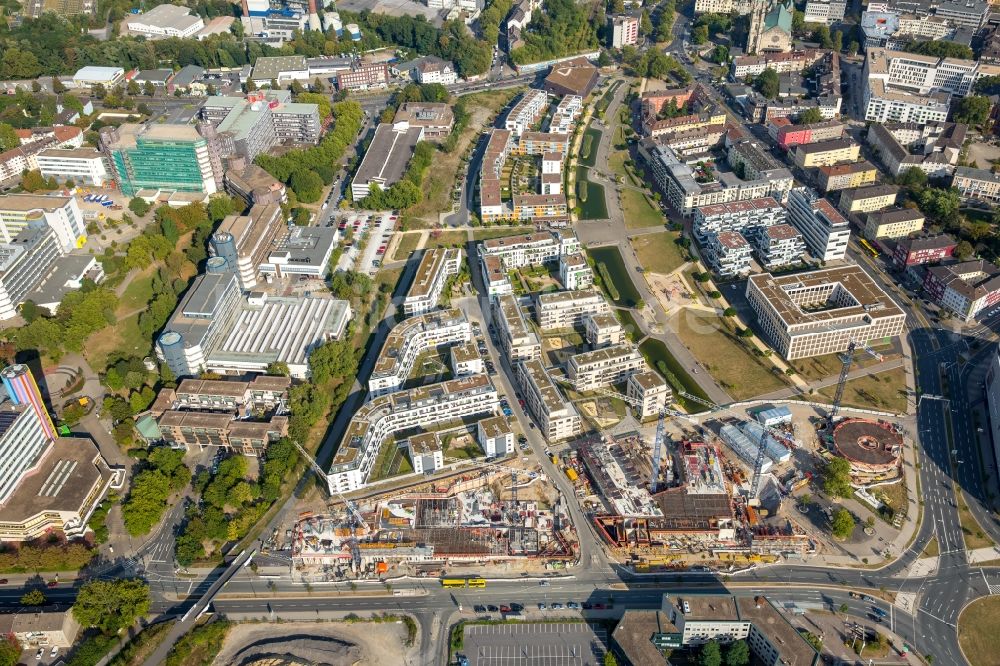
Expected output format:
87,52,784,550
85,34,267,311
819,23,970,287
328,374,498,492
585,312,626,348
535,289,611,331
559,252,593,290
450,340,484,377
35,148,109,186
406,432,444,475
504,90,549,137
477,415,515,457
745,266,906,360
786,187,851,262
517,359,581,441
368,308,471,397
746,223,807,270
609,14,640,48
403,248,462,317
0,194,85,251
863,79,950,123
549,95,583,134
481,254,513,298
704,231,753,278
494,295,542,362
567,344,648,392
804,0,846,23
0,222,61,321
692,197,785,243
626,370,671,420
479,230,581,271
693,0,753,13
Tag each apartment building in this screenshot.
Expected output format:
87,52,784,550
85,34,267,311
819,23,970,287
402,248,462,317
863,207,925,241
209,203,283,290
745,266,905,360
793,139,860,168
517,359,581,441
693,197,785,243
838,184,899,215
816,161,878,193
549,95,583,134
704,231,753,278
786,187,851,262
480,231,580,270
626,370,672,420
512,193,568,222
35,148,109,186
494,295,542,362
335,63,389,91
585,312,626,348
0,222,61,321
746,223,807,269
730,49,825,79
892,233,956,268
0,194,85,252
157,410,288,455
559,252,594,290
804,0,846,23
890,0,988,30
368,308,471,397
951,167,1000,204
450,340,484,377
151,376,290,416
327,374,499,492
568,344,648,392
100,123,219,197
867,122,965,178
862,78,950,123
535,289,611,331
504,89,548,137
768,118,844,151
609,14,640,47
694,0,753,13
477,415,514,457
406,432,443,475
923,259,1000,322
481,254,513,298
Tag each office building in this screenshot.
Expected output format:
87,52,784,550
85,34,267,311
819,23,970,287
626,371,671,420
567,344,648,392
951,167,1000,204
1,364,57,443
786,187,851,261
610,15,640,47
0,399,52,507
150,376,290,416
209,203,284,290
352,122,425,201
327,375,498,492
0,222,61,321
861,10,957,50
369,309,471,397
122,4,205,38
250,55,309,85
693,197,785,243
892,233,956,268
201,92,321,162
559,252,594,291
838,184,899,215
224,163,287,207
694,0,753,12
863,208,925,241
403,248,461,317
889,0,988,30
535,289,611,331
923,259,1000,321
494,295,542,362
0,194,85,252
866,122,965,178
478,415,515,457
862,78,950,123
745,266,906,359
156,272,351,379
258,225,337,279
517,359,581,441
816,161,878,193
393,103,455,141
793,139,860,168
704,231,753,278
35,148,109,186
335,63,389,91
804,0,845,23
101,124,219,197
746,223,807,269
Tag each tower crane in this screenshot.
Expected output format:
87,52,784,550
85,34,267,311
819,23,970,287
828,339,883,426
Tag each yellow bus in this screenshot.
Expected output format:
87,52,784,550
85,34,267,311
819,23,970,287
440,577,487,588
859,239,880,258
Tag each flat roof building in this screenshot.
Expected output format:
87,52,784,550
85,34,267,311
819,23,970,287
393,102,455,141
403,248,461,318
568,344,648,392
123,4,205,39
535,289,611,331
352,122,425,201
369,308,470,397
494,294,541,362
100,123,219,197
517,359,581,442
259,225,338,279
209,203,284,290
786,187,851,262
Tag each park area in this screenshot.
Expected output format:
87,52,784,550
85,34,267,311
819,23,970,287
631,230,687,275
959,596,1000,666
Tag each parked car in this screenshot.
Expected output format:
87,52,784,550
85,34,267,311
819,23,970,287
474,605,486,613
499,605,511,613
487,605,499,612
567,602,580,610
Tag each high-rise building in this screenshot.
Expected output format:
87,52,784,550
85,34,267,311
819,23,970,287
100,124,220,197
0,403,53,504
609,15,640,48
0,194,85,252
2,364,57,442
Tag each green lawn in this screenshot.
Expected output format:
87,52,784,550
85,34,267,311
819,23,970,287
576,167,608,220
427,226,535,249
392,232,422,261
792,343,898,382
86,312,151,372
814,366,909,413
631,231,686,274
959,592,1000,665
118,273,154,312
620,187,665,229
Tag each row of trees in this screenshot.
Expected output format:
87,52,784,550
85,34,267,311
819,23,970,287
120,447,190,536
622,47,690,83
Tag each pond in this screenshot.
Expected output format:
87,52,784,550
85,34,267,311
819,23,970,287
587,245,642,307
638,338,712,413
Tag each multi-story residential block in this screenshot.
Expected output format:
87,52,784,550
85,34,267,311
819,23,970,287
406,432,443,474
0,194,85,252
816,161,878,193
786,187,851,261
863,208,925,241
745,266,906,360
837,184,899,215
793,139,860,168
567,344,648,392
35,148,109,186
335,63,389,91
549,95,583,134
804,0,846,23
892,233,956,267
209,203,283,290
368,308,470,397
951,167,1000,204
450,340,484,377
746,223,807,269
393,103,455,141
403,248,462,317
609,14,640,47
923,259,1000,322
517,359,581,441
866,122,965,178
730,49,825,79
626,370,671,420
704,231,753,278
0,222,61,321
862,78,950,123
411,56,458,85
480,230,580,270
100,123,219,197
494,295,542,362
151,376,290,416
504,90,548,137
477,415,514,457
515,132,571,156
694,0,753,13
352,122,425,201
584,312,626,348
156,410,287,455
326,374,499,492
693,197,785,242
535,289,611,331
512,193,567,222
767,117,844,150
890,0,988,30
727,139,786,181
481,254,513,298
559,252,593,290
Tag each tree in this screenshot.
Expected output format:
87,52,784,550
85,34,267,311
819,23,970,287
0,123,18,152
126,79,140,96
954,95,992,128
823,457,853,498
0,636,19,666
19,300,41,323
603,653,618,666
904,39,973,59
753,68,780,100
975,74,1000,96
797,107,823,124
839,602,850,614
832,29,843,52
725,639,750,666
20,589,46,606
143,80,156,97
289,169,323,203
699,640,722,666
954,240,974,260
72,579,150,635
692,24,709,44
129,197,151,217
711,45,729,65
897,167,928,192
52,78,66,94
847,40,859,56
267,361,290,376
20,170,46,192
640,10,653,35
831,507,855,540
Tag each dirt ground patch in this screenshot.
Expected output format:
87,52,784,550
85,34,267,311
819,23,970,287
213,620,414,665
815,366,908,413
645,271,694,314
579,398,624,429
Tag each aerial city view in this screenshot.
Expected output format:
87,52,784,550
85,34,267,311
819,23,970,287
0,0,1000,663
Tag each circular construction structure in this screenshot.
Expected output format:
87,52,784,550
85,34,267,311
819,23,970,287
832,418,903,482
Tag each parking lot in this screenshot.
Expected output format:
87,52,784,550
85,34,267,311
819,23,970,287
461,622,608,666
332,211,397,275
